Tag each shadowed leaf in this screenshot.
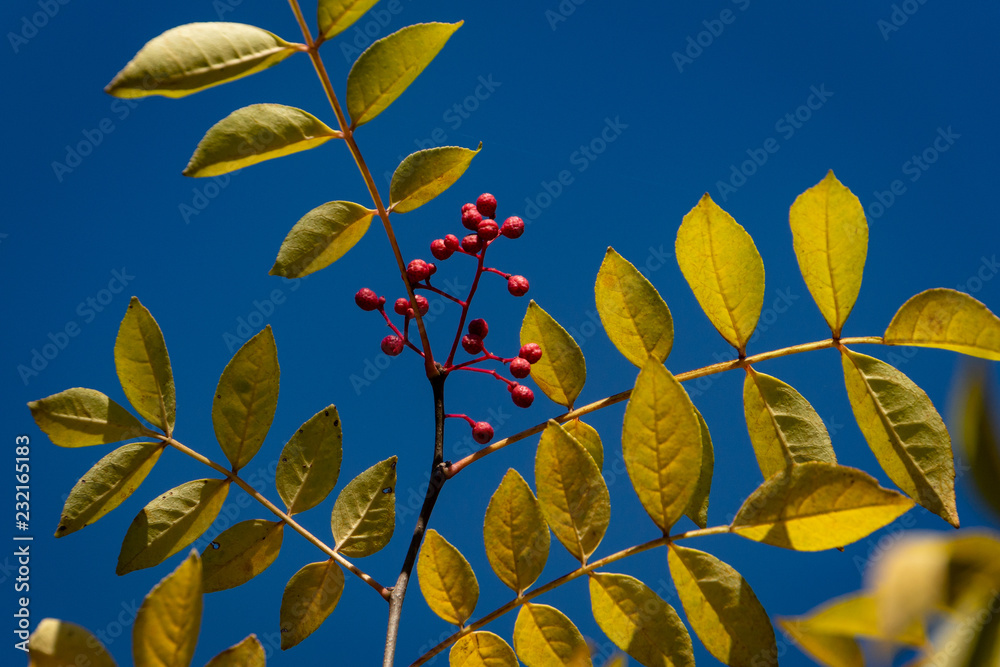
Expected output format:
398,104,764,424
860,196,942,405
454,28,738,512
318,0,382,40
520,301,586,408
418,529,479,626
201,519,284,593
279,560,344,650
483,469,549,595
953,365,1000,521
270,201,374,278
563,418,603,470
28,619,116,667
132,550,202,667
331,457,396,557
115,297,175,433
29,388,148,447
885,288,1000,360
276,405,343,515
390,144,482,213
513,603,592,667
204,635,265,667
450,631,518,667
684,408,714,529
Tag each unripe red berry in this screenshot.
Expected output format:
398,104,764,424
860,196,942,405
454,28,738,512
510,384,534,408
394,298,410,316
476,193,497,219
501,216,525,239
461,234,482,254
468,318,489,338
431,239,452,260
472,421,494,444
462,202,477,214
462,208,483,231
406,259,431,283
355,288,379,311
427,262,437,276
414,295,429,316
462,334,483,355
381,335,404,356
507,275,529,297
477,219,500,241
444,234,461,251
519,343,543,364
510,357,531,378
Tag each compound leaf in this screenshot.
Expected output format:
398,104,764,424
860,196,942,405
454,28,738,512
884,288,1000,361
331,457,396,557
563,418,604,470
204,635,265,667
684,408,714,529
450,631,518,667
201,519,284,593
418,529,479,626
270,201,374,279
28,619,116,667
513,603,592,667
115,297,175,434
132,550,202,667
29,388,148,447
483,469,549,595
318,0,382,39
276,405,343,515
520,301,586,408
279,560,344,650
390,144,482,213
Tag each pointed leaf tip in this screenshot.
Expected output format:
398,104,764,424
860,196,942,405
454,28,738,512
390,144,482,213
418,529,479,626
115,296,175,434
520,301,586,408
885,288,1000,360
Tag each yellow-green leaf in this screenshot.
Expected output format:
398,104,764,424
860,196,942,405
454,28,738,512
778,621,863,667
183,104,341,178
331,457,396,557
318,0,381,40
105,23,299,99
201,519,284,593
841,347,958,527
780,592,926,646
346,22,463,127
418,529,479,626
884,288,1000,361
29,388,148,447
622,358,702,533
668,544,775,667
535,421,609,563
115,297,175,434
563,418,604,470
213,327,279,471
589,572,695,667
204,635,265,667
117,479,230,575
684,408,714,529
276,405,343,515
953,366,1000,521
675,193,765,353
742,368,835,479
28,619,116,667
789,170,868,336
730,462,914,551
279,560,344,650
595,247,674,366
520,301,586,408
390,144,482,213
270,201,374,278
132,550,202,667
450,631,519,667
513,603,592,667
56,442,164,538
483,469,549,595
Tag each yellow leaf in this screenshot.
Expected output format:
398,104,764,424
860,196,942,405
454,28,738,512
563,418,604,469
28,387,148,447
318,0,381,40
390,144,482,214
450,631,519,667
132,550,202,667
330,457,396,557
731,462,914,551
868,534,951,641
276,405,343,515
483,469,549,595
780,592,926,648
28,619,116,667
684,408,714,529
884,288,1000,361
201,519,284,593
114,297,175,434
788,170,868,336
513,603,592,667
952,366,1000,522
675,193,765,352
204,635,265,667
279,560,344,649
520,301,586,408
418,529,480,626
778,620,863,667
270,201,375,279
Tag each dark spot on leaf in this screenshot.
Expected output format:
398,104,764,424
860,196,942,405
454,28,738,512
282,457,287,462
324,410,329,417
382,487,393,494
217,395,222,399
334,420,340,427
211,541,220,550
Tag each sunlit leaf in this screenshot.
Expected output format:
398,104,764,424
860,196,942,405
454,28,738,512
331,457,396,557
28,619,116,667
595,247,674,366
788,170,867,336
675,193,765,353
204,635,265,667
117,479,230,575
778,621,863,667
520,301,586,408
318,0,382,40
346,22,463,127
213,327,279,471
483,469,549,595
730,462,913,551
953,367,1000,521
115,297,175,434
885,288,1000,361
276,405,343,515
29,388,148,447
780,592,926,648
450,631,519,667
390,144,482,213
563,418,604,470
201,519,284,593
668,544,775,667
132,550,202,667
622,358,702,533
513,603,592,667
270,201,374,279
841,347,958,527
418,529,479,626
279,559,344,650
56,442,164,538
105,23,299,98
684,408,714,529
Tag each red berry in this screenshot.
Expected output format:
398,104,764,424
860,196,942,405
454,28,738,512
519,343,543,364
468,318,489,338
462,334,483,355
427,262,437,276
472,421,494,444
510,357,531,378
501,216,525,239
355,288,379,311
462,202,477,214
431,238,452,260
444,234,461,251
394,298,410,316
476,193,497,219
462,208,483,231
507,275,529,297
406,259,431,283
510,384,534,408
414,295,429,316
461,234,482,254
477,219,500,241
381,335,404,356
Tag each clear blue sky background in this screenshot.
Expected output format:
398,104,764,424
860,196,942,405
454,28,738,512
4,1,1000,665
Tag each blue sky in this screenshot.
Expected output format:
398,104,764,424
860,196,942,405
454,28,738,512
4,1,1000,665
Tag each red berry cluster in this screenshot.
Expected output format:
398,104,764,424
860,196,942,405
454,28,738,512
353,194,542,445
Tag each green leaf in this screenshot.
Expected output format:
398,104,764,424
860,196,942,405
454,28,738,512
520,301,586,408
595,247,674,366
279,560,344,650
513,603,593,667
730,462,914,551
331,457,396,557
563,418,604,470
55,442,164,538
28,619,116,667
204,635,266,667
213,327,280,471
622,358,702,533
483,469,549,595
418,529,479,626
742,368,836,479
884,288,1000,361
589,572,695,667
115,297,175,434
29,388,148,447
270,201,374,279
105,23,299,98
117,479,230,575
183,104,341,178
535,421,609,563
390,144,482,213
450,631,519,667
953,366,1000,521
201,519,284,593
346,22,463,127
841,347,958,527
675,193,765,353
318,0,381,40
668,544,775,667
789,170,868,336
684,408,714,529
132,550,202,667
276,405,344,515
